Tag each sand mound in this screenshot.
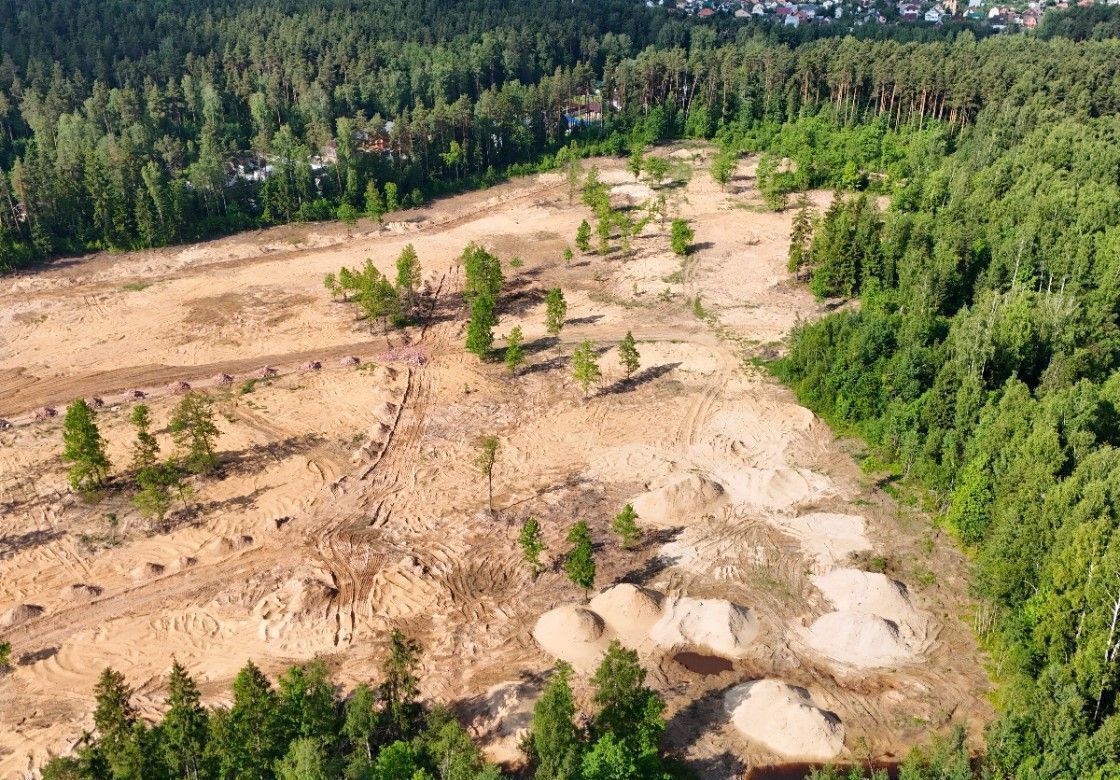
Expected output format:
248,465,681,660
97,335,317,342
650,596,758,658
301,360,322,370
804,611,914,668
767,513,871,573
34,406,57,419
85,396,104,408
123,389,145,400
168,381,191,394
532,605,609,671
339,355,360,367
0,418,11,429
721,467,830,510
611,182,654,203
213,373,234,385
176,556,198,570
256,365,278,378
631,473,726,527
131,562,166,582
1,603,45,628
724,680,844,760
60,583,102,602
812,569,917,624
589,584,663,644
282,572,339,615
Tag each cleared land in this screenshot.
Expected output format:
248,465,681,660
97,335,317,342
0,148,990,777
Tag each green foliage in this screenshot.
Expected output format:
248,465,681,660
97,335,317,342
710,148,736,189
611,504,642,548
545,288,568,343
169,392,219,474
669,219,693,257
395,244,422,315
564,521,596,593
505,326,525,374
575,220,592,253
475,436,499,513
531,662,582,780
618,332,640,380
466,294,498,359
0,640,10,668
381,629,423,743
787,194,814,275
590,642,666,765
643,156,670,188
518,516,546,578
805,193,882,299
62,400,110,494
572,340,602,397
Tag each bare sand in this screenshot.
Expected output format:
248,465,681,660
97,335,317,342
0,148,990,777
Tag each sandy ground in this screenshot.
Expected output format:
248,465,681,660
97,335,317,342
0,147,991,777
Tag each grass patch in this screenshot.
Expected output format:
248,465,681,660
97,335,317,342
121,281,151,292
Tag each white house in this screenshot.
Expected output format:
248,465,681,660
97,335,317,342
925,7,943,19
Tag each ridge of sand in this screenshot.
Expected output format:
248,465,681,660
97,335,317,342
649,596,759,658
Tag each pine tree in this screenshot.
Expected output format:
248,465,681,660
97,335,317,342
395,243,421,315
380,630,422,742
162,660,209,780
564,521,595,597
323,271,340,300
277,659,338,746
575,220,592,253
618,332,640,380
545,288,567,352
169,392,219,474
572,340,602,398
670,219,694,256
0,641,10,669
220,661,281,780
466,294,498,359
93,668,138,772
505,325,526,374
62,399,111,495
129,404,158,474
364,181,385,223
531,662,582,780
611,504,642,548
590,641,664,756
788,194,814,276
476,436,499,514
384,182,400,212
519,516,546,578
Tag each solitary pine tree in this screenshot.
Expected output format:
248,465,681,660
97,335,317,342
562,245,574,266
572,340,602,398
0,641,10,669
519,516,546,578
627,148,644,180
323,272,339,300
788,194,814,276
618,332,640,380
564,521,596,597
710,148,736,190
531,661,582,780
612,504,642,549
575,220,592,253
670,218,694,256
169,392,219,474
590,641,665,756
505,326,525,374
466,294,498,359
62,399,111,494
545,288,567,353
476,436,499,514
364,181,385,223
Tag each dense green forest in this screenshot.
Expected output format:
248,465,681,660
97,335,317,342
0,0,1115,272
769,34,1120,780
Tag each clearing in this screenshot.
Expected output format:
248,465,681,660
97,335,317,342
0,147,990,777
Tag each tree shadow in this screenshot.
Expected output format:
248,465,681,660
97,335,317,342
18,646,59,666
519,354,569,377
689,241,715,252
0,529,65,561
602,362,681,395
566,314,604,327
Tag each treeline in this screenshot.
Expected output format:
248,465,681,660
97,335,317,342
774,43,1120,779
3,0,1120,271
38,633,687,780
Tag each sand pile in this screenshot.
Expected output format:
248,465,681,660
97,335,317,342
805,611,913,667
532,605,609,671
724,680,844,760
611,182,654,203
631,473,726,527
131,562,166,582
589,584,663,645
59,584,102,602
719,467,830,511
813,569,918,623
0,603,45,628
803,569,928,668
766,513,871,573
650,596,758,658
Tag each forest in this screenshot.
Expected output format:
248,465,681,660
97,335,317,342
0,0,1116,272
